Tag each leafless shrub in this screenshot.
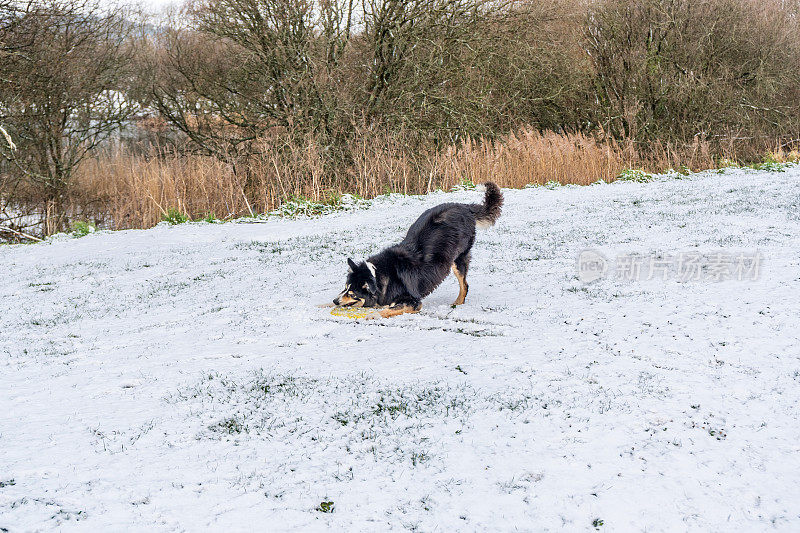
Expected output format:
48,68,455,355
139,0,357,157
0,0,139,236
586,0,800,146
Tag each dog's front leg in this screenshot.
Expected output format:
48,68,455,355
377,305,421,318
366,298,421,319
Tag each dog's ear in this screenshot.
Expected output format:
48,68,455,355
365,261,376,279
347,258,358,272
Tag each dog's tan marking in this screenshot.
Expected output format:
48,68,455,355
451,263,468,305
363,304,420,319
337,293,362,306
379,305,420,318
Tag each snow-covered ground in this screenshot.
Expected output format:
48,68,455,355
2,168,800,531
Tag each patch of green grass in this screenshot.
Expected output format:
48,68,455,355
715,158,740,171
198,212,219,223
70,220,95,238
749,152,795,172
252,375,307,396
411,451,429,466
29,281,54,291
544,180,561,189
452,327,498,337
162,208,189,225
372,394,414,418
371,387,468,420
750,160,790,172
272,193,367,218
137,280,190,302
592,518,604,529
54,508,86,521
316,500,335,513
209,416,246,434
176,371,553,472
321,189,363,205
451,178,476,191
616,168,653,182
235,240,286,254
332,412,350,426
659,165,693,178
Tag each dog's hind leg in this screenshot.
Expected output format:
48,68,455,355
451,253,470,305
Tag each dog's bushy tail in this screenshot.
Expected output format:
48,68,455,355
472,182,503,228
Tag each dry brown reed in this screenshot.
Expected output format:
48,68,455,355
436,128,626,188
68,128,793,231
77,149,257,229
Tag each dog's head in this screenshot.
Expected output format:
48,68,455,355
334,258,379,307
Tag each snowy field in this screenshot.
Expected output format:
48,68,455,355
2,167,800,531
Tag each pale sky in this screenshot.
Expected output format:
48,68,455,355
136,0,181,12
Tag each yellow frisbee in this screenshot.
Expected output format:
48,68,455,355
330,306,376,319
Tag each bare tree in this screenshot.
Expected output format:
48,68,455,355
140,0,356,160
585,0,800,144
359,0,484,119
0,0,138,235
355,0,594,140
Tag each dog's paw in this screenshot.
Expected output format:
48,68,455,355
388,300,421,311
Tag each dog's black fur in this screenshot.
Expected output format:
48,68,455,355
334,182,503,314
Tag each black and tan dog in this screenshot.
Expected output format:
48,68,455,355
334,182,503,318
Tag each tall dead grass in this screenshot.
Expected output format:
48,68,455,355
437,128,626,187
78,149,258,229
68,128,793,231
